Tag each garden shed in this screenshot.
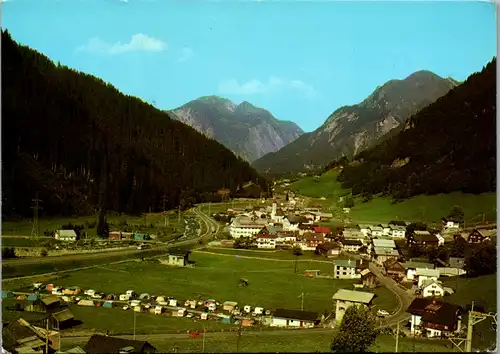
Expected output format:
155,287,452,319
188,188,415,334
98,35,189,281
50,308,74,330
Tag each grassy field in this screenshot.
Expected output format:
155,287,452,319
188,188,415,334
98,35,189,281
58,332,455,353
202,200,262,215
2,211,187,239
289,170,496,224
442,274,497,351
3,252,398,315
200,247,329,260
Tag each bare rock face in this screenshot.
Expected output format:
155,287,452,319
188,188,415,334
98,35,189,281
252,70,458,173
169,96,303,163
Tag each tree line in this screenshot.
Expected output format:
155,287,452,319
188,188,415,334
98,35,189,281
2,30,268,219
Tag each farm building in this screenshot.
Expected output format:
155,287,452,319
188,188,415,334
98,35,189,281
342,228,366,241
50,309,74,330
159,251,190,267
468,229,495,244
77,299,95,307
26,296,62,313
408,231,439,248
373,247,399,264
406,298,462,338
316,242,341,257
270,309,321,328
359,269,378,289
332,289,375,322
84,334,156,353
55,230,78,242
383,259,406,280
122,232,134,239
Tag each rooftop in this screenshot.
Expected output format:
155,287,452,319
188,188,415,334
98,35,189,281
372,239,396,248
374,247,399,256
332,289,375,304
416,268,440,277
58,230,77,237
272,309,320,322
84,334,156,354
333,259,357,268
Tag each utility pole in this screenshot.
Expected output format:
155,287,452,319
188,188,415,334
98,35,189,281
298,292,305,311
202,324,206,353
162,195,167,227
448,301,498,352
236,320,243,352
31,192,42,238
178,205,181,225
133,310,136,340
45,317,49,354
395,321,400,353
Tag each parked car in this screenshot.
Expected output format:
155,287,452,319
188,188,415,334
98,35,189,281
377,309,390,317
123,305,130,311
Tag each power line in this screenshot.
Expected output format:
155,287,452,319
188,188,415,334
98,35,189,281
31,192,43,238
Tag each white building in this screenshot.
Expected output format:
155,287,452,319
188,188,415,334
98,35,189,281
380,224,391,236
275,232,296,244
358,225,371,237
229,217,266,239
403,261,435,281
270,309,320,328
421,280,445,298
390,226,406,238
436,234,445,246
416,268,440,287
55,230,78,242
369,226,384,237
256,235,277,249
333,259,361,279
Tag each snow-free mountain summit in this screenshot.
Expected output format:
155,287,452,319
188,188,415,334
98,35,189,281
169,96,304,163
252,71,459,174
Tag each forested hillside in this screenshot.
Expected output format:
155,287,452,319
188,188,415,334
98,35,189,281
336,58,496,199
2,30,266,218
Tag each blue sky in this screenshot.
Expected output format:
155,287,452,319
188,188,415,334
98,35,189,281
2,0,497,132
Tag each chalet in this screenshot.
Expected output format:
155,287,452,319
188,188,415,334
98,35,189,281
333,259,360,279
416,268,440,287
55,230,78,242
313,226,331,236
256,234,277,249
408,231,439,248
84,334,157,353
420,279,445,298
468,229,494,244
316,242,341,258
159,251,190,267
258,226,279,236
342,228,366,241
275,231,297,244
369,226,384,237
229,217,267,238
372,239,396,249
383,259,406,280
380,224,391,236
341,239,363,253
390,225,406,238
373,247,399,265
441,218,460,230
358,224,371,237
298,224,316,236
332,289,375,322
407,298,462,338
359,269,378,289
403,261,435,281
270,309,321,328
305,233,325,249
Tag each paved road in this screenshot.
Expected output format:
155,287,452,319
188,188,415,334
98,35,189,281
369,262,414,327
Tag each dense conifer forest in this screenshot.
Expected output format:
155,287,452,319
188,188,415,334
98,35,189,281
335,58,496,200
2,30,267,218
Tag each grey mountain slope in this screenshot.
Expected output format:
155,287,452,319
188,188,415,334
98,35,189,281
252,70,458,174
168,96,303,162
